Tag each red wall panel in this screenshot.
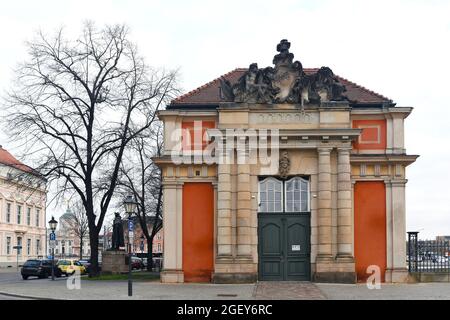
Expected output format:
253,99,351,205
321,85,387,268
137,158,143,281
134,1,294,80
352,119,387,150
182,183,214,282
354,181,387,282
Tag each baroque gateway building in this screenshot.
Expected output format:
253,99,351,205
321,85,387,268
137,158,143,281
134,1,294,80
154,40,418,284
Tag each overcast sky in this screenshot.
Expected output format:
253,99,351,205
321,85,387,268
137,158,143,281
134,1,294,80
0,0,449,238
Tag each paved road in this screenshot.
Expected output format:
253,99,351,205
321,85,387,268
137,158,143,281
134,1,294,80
0,269,23,284
1,268,450,300
0,293,31,300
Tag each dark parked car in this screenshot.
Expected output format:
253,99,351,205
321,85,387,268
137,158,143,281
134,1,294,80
21,259,62,280
131,257,144,270
78,259,102,273
78,259,91,272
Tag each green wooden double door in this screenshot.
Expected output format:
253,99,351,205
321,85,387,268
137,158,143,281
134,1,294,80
258,213,311,281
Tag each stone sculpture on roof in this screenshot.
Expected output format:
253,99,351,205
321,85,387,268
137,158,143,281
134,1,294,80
219,39,347,105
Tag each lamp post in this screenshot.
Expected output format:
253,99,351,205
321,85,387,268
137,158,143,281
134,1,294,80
48,216,58,281
123,195,137,297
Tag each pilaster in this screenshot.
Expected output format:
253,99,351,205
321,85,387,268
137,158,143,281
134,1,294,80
385,179,409,283
336,147,354,260
316,147,333,260
160,180,184,283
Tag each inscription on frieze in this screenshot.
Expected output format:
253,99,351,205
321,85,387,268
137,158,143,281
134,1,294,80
252,112,317,124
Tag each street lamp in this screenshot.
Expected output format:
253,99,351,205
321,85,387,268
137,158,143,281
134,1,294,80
123,195,137,297
48,216,58,281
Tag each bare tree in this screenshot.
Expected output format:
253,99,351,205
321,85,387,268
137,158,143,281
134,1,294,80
3,22,178,276
65,202,89,260
117,121,163,271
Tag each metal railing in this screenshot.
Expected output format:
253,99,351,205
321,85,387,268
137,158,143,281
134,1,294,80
407,232,450,273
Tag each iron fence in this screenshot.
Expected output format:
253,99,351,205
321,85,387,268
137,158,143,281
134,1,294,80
407,232,450,273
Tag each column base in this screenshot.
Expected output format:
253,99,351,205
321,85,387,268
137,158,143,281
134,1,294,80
335,254,355,263
315,254,334,263
314,258,356,283
313,272,356,284
385,268,411,283
212,272,257,284
161,269,184,283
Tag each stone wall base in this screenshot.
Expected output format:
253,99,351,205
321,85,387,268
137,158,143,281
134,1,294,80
212,272,258,284
161,269,184,283
409,272,450,283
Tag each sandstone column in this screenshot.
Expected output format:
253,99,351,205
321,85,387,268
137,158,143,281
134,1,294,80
389,179,408,282
217,162,233,257
237,163,252,257
160,180,183,283
317,147,333,260
336,147,353,259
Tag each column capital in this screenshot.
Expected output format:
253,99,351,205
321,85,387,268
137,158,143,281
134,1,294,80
317,147,333,154
337,146,352,154
162,180,184,188
384,179,408,187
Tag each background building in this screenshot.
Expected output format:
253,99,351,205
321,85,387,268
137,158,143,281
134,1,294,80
0,146,47,268
46,208,91,259
122,216,163,256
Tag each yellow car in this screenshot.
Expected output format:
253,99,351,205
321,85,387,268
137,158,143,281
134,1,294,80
57,259,86,276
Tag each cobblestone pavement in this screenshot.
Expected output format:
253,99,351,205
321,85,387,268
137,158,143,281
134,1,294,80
253,281,326,300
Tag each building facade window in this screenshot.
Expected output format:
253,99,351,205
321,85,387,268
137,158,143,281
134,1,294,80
17,205,22,225
6,237,11,255
36,209,40,227
17,237,22,255
36,239,40,255
27,239,31,255
27,208,31,225
6,203,11,223
158,243,161,252
258,176,310,213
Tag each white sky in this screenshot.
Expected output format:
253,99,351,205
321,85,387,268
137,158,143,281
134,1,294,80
0,0,449,238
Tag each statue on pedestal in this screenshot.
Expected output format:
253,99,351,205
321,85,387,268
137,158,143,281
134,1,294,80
111,212,125,250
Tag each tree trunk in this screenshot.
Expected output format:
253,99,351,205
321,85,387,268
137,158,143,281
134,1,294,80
88,231,100,277
79,237,83,260
147,238,153,271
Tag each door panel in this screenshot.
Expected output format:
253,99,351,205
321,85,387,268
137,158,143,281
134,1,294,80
259,218,283,280
182,183,214,282
285,218,311,280
258,213,310,281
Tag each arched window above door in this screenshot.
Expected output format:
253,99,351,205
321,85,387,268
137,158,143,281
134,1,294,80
259,177,283,213
258,176,310,213
285,177,309,212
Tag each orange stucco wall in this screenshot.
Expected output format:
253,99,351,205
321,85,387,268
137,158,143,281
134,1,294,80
354,181,387,282
182,183,214,282
352,119,387,150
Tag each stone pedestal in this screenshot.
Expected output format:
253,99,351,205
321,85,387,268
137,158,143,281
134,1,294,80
101,250,128,274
